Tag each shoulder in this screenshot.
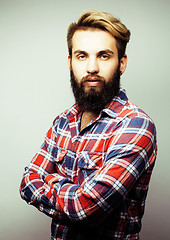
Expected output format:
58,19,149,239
52,109,69,125
107,101,157,161
117,100,157,141
51,104,80,131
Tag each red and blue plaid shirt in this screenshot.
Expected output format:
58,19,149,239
20,89,157,240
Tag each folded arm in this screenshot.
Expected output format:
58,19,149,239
20,116,157,225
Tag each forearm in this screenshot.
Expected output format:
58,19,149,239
19,124,61,217
19,167,56,218
42,163,130,225
20,116,157,225
41,134,157,225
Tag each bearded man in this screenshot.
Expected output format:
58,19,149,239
20,10,157,240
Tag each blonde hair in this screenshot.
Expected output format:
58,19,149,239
67,10,131,60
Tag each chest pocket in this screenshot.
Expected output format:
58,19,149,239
78,152,103,181
52,147,74,178
53,147,67,162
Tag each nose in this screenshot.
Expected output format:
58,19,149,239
86,57,99,74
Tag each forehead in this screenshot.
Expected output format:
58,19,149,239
72,29,118,54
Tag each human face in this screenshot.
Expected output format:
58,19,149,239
68,29,127,93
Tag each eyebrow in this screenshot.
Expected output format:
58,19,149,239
98,49,114,55
73,50,87,55
73,49,114,55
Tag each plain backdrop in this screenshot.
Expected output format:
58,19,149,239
1,0,170,239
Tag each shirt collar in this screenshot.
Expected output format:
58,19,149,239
66,89,128,121
102,89,128,118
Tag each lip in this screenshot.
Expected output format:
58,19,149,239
84,80,102,87
87,77,99,81
83,75,103,87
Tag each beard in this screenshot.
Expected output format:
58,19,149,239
70,65,121,115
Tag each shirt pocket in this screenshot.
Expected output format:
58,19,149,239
52,147,72,177
78,152,103,181
53,147,67,163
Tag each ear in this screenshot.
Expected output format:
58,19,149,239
68,55,71,71
120,54,127,74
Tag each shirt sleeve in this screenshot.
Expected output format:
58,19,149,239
35,115,157,225
19,119,63,219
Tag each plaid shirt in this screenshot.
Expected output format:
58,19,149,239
20,89,157,240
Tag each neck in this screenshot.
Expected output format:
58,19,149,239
80,111,98,131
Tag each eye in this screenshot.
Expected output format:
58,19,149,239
99,54,110,60
77,54,87,60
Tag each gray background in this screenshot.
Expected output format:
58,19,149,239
1,0,170,239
